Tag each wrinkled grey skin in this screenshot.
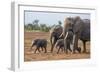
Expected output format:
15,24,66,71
30,39,47,53
64,29,73,53
50,25,63,53
63,16,90,53
55,39,64,54
55,29,74,54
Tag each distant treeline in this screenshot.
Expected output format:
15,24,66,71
24,19,62,32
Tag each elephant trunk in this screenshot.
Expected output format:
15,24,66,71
72,34,78,53
50,33,54,52
63,31,69,53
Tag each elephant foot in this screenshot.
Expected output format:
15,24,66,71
72,49,76,54
65,53,68,54
76,47,81,53
57,50,60,54
50,50,53,53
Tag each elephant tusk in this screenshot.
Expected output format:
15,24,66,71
73,35,76,45
59,33,63,38
69,35,75,51
64,32,68,40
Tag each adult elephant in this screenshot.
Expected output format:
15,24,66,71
62,16,90,53
50,25,63,53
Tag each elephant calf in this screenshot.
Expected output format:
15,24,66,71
55,39,73,54
56,29,73,54
30,39,47,53
55,39,64,54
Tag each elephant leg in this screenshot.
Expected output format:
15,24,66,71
65,45,68,54
76,47,81,53
68,46,72,52
64,39,68,54
61,47,64,52
67,41,72,53
83,41,86,53
57,47,60,54
34,47,40,53
63,46,66,53
41,47,44,51
64,32,69,54
51,38,57,53
51,45,54,53
44,47,47,53
38,47,41,53
65,49,68,54
73,35,78,53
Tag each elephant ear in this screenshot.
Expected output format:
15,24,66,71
73,16,81,24
73,16,84,34
50,25,62,33
64,17,71,28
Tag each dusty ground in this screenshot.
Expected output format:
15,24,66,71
24,32,90,62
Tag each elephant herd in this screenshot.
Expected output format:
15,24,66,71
31,16,90,54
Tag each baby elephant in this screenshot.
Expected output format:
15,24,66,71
55,38,72,54
56,29,73,54
55,39,64,54
30,39,47,53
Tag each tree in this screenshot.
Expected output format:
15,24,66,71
27,23,33,30
40,24,46,31
33,19,39,25
58,20,62,25
32,19,40,30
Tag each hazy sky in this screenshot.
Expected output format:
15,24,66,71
24,11,90,26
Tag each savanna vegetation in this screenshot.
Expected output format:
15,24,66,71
24,19,62,32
